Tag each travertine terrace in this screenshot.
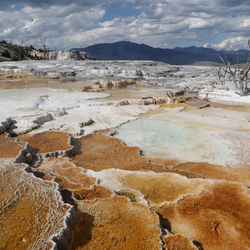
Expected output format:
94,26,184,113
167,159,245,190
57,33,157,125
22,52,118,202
153,183,250,249
70,134,166,172
0,133,26,158
0,162,72,250
19,131,72,154
71,196,162,250
0,60,250,249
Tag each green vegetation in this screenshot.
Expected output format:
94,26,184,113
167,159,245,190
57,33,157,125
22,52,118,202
0,40,41,62
2,50,11,58
80,119,95,127
0,40,8,45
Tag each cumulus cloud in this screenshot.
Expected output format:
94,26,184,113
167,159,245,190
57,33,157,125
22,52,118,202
204,36,249,50
0,3,107,48
2,0,112,9
0,0,249,49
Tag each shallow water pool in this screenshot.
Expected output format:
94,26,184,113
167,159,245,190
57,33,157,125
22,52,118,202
115,111,237,166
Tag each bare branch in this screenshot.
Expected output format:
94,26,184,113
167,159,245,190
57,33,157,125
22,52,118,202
218,40,250,95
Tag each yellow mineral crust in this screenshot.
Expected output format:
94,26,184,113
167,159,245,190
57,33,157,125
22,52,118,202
0,162,72,250
0,133,26,158
35,158,113,200
118,172,205,205
172,162,250,183
163,235,197,250
94,169,206,205
2,128,249,250
70,196,161,250
0,72,49,89
19,131,72,154
71,134,166,172
153,182,250,249
38,159,96,185
73,185,114,200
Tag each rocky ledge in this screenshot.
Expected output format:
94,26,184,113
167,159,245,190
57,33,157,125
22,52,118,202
47,50,93,61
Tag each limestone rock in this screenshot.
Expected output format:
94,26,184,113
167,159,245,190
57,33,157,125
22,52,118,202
47,50,92,61
0,117,14,134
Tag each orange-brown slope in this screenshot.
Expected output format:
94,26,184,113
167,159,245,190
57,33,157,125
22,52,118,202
0,162,71,250
0,133,25,158
96,169,206,206
70,196,161,250
115,171,205,205
70,134,166,172
19,131,72,154
171,162,250,183
153,182,250,250
163,235,197,250
35,158,113,200
0,72,49,89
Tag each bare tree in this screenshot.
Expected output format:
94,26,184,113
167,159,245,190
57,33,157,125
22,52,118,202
40,38,50,59
218,39,250,95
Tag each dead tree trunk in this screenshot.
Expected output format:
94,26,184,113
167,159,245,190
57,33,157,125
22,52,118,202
40,38,49,60
218,39,250,95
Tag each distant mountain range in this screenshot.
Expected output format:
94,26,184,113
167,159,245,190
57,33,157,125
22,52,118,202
73,41,249,65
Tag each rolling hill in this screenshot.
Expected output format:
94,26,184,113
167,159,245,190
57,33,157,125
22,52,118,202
74,41,249,65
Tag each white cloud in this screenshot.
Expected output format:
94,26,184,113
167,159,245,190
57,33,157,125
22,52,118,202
186,18,208,29
0,4,107,48
204,36,249,50
0,0,249,49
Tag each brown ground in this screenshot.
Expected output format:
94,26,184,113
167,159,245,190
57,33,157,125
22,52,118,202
153,182,250,250
1,69,250,250
106,170,206,205
70,196,161,250
35,158,113,200
163,235,197,250
211,102,250,113
1,127,250,249
0,72,84,90
0,162,71,250
165,168,203,178
70,134,166,172
172,162,250,183
117,188,145,203
0,72,49,89
38,159,96,186
74,185,113,200
149,158,180,168
68,134,250,249
19,131,72,154
0,133,26,158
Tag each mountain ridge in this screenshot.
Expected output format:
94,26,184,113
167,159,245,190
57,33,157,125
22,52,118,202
73,41,249,65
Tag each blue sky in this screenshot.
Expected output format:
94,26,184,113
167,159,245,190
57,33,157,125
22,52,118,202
0,0,249,50
100,2,144,21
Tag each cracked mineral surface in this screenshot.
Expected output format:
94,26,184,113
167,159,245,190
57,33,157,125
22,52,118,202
0,60,250,249
19,131,72,154
70,134,166,172
0,133,26,158
153,182,250,249
70,196,162,250
0,161,72,250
